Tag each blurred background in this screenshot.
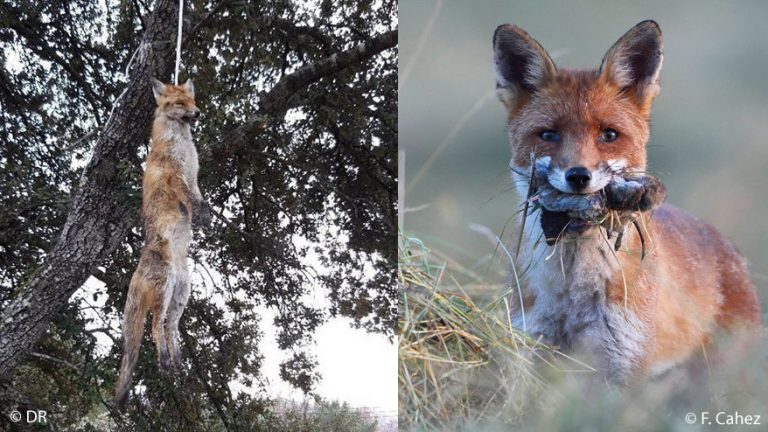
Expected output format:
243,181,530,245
400,0,768,315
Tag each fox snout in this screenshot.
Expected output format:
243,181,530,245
544,160,618,195
564,167,592,191
183,108,201,123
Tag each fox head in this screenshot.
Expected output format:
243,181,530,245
494,21,663,194
151,78,201,124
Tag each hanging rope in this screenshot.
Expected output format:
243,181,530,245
101,0,183,135
174,0,183,84
78,0,184,160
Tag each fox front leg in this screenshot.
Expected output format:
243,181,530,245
187,178,212,228
190,181,203,203
177,192,210,229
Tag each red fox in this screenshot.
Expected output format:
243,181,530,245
114,78,207,406
493,21,761,383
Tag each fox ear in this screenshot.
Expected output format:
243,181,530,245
150,77,166,103
493,24,557,108
600,20,663,108
183,79,194,97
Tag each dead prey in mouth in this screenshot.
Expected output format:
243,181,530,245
514,158,667,254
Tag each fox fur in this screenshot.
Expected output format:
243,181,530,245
114,78,205,406
493,21,762,383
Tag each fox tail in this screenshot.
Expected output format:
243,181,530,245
113,285,147,407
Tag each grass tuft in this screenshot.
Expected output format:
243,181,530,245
398,234,589,430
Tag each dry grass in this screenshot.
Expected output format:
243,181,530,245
398,233,768,431
398,234,592,430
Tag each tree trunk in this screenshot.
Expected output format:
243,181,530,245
0,0,178,379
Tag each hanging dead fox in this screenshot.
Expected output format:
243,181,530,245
114,77,209,406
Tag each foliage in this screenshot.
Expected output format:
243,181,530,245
260,399,378,432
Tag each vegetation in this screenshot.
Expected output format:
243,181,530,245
398,233,768,431
266,399,379,432
0,0,396,429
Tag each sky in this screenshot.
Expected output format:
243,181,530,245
259,308,397,415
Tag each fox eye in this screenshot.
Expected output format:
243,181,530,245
600,128,619,143
539,130,561,142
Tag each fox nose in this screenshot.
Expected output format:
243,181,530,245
565,167,592,190
193,109,201,118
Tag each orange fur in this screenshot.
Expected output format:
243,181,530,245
495,21,761,382
114,78,202,406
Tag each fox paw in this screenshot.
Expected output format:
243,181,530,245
192,200,213,229
158,350,171,370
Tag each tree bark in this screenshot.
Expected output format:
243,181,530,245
0,0,179,380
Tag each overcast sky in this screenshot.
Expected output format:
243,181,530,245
259,307,397,415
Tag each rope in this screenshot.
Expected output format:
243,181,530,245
174,0,183,84
78,0,184,172
95,0,183,147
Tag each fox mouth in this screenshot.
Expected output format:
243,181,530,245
533,180,602,243
513,157,666,245
181,115,198,124
530,174,667,246
521,159,610,243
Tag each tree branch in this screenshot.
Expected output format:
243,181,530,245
181,0,235,47
260,29,398,115
29,352,79,372
218,28,398,154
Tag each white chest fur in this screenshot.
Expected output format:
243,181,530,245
510,169,646,382
162,121,199,188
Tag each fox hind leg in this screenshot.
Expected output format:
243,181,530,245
165,268,190,369
151,271,175,370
